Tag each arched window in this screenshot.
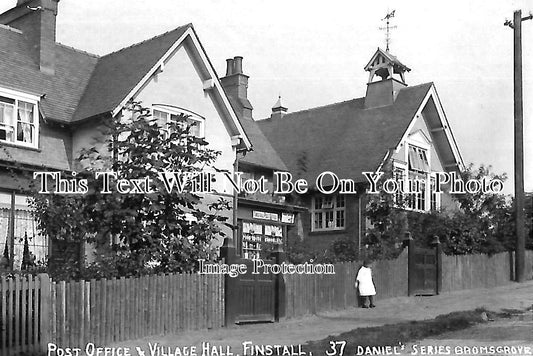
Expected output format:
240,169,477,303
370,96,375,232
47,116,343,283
152,105,205,138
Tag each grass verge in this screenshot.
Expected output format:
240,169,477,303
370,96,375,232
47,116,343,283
304,308,500,354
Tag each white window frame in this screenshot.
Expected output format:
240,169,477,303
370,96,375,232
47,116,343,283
311,194,346,231
152,105,205,138
0,87,39,149
429,175,441,211
393,136,440,212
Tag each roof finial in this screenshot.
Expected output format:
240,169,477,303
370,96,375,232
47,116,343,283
379,10,396,52
273,95,286,111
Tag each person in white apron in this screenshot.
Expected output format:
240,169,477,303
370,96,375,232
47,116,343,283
355,259,376,308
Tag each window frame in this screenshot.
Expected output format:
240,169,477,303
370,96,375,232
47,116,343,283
311,194,346,232
393,138,440,212
0,88,40,149
151,105,205,139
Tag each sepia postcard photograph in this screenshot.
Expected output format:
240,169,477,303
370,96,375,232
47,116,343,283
0,0,532,355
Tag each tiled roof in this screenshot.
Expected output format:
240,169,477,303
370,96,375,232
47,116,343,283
73,25,191,121
239,117,288,171
0,23,191,124
0,26,99,123
224,95,287,171
257,83,433,185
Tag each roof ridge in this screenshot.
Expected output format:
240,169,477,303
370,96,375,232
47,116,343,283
261,82,433,122
276,97,362,119
404,81,434,89
56,42,100,58
0,23,22,34
101,23,192,58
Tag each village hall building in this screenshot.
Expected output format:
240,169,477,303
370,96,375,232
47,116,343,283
257,48,465,252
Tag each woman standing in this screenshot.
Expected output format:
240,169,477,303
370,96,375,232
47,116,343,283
355,259,376,308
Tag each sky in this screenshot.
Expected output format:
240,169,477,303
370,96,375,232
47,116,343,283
1,0,532,194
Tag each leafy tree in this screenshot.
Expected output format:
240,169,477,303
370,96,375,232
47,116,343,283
439,164,513,254
364,164,518,256
363,170,408,260
30,102,230,279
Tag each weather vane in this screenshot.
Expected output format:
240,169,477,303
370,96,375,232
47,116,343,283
380,10,396,52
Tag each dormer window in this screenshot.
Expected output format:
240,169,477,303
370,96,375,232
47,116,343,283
152,106,204,138
0,90,39,148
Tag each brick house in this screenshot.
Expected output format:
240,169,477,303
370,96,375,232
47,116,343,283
257,48,465,253
0,0,253,270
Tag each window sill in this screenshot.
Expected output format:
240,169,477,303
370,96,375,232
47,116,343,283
309,228,346,236
0,141,40,152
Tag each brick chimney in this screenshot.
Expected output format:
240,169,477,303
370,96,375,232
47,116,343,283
0,0,59,75
220,56,253,120
271,96,287,120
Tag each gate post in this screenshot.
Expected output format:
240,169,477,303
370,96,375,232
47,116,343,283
433,236,443,295
404,232,415,296
272,244,286,321
220,237,237,326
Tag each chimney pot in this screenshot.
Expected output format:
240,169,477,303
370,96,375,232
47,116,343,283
233,56,243,74
225,58,234,76
220,55,252,120
2,0,59,75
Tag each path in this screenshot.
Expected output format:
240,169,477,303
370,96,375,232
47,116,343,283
108,281,533,354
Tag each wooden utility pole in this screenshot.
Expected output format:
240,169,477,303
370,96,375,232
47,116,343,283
506,10,532,282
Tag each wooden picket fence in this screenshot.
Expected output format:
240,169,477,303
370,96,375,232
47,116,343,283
283,249,532,319
1,273,224,355
284,250,408,318
1,249,531,354
441,250,533,292
0,274,49,355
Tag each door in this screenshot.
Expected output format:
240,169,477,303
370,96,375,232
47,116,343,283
410,247,438,295
233,257,276,323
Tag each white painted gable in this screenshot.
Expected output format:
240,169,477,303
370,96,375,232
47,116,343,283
133,36,237,195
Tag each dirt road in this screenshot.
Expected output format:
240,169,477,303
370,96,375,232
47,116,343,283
109,281,533,355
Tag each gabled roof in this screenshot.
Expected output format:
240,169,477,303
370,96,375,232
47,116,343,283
364,48,411,72
0,25,98,123
73,25,190,121
225,95,287,171
0,21,251,149
257,83,434,185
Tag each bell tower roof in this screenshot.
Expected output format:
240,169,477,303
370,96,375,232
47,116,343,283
364,48,411,84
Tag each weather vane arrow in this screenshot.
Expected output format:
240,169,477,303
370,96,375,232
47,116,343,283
379,10,397,52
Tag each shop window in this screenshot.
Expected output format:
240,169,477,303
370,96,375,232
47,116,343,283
311,195,346,231
241,221,283,260
0,192,48,270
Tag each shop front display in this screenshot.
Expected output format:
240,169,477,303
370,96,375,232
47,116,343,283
241,221,283,259
237,201,300,260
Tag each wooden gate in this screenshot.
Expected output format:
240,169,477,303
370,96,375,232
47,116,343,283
411,247,437,295
406,237,442,296
232,258,276,323
221,239,285,325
